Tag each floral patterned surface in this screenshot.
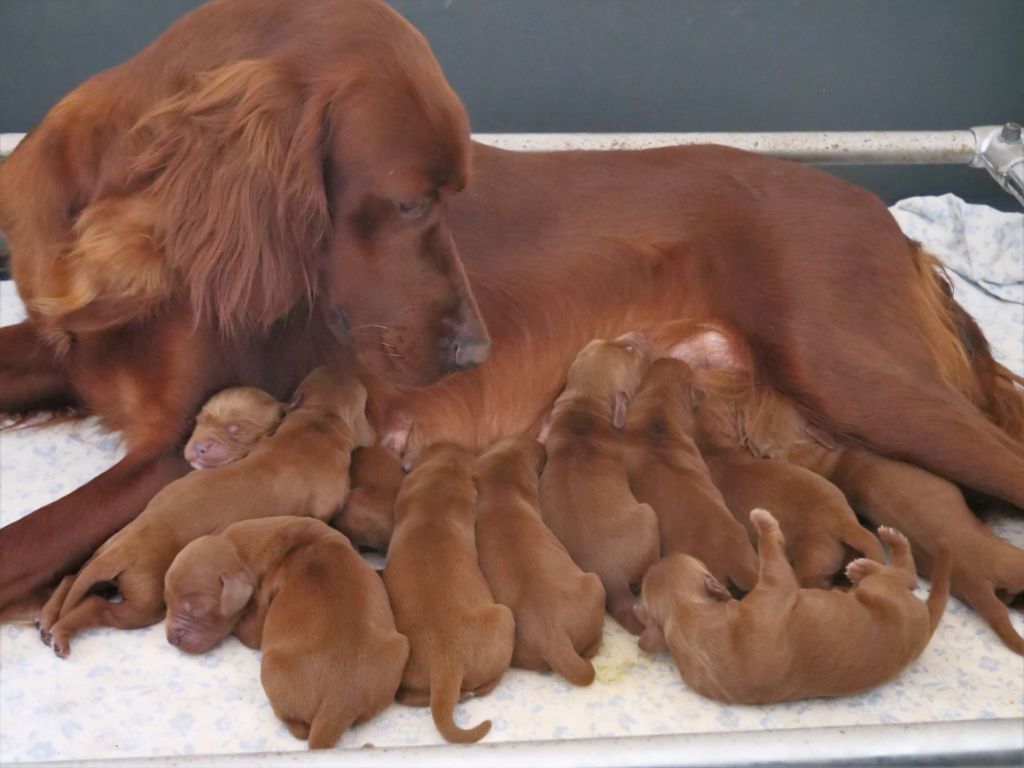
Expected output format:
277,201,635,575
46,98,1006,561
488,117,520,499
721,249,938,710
1,195,1022,763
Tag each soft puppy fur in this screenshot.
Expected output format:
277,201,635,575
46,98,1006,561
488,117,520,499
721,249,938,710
331,444,404,552
475,437,606,685
539,332,660,633
623,357,758,591
165,517,407,749
636,509,951,704
183,386,285,469
36,366,373,656
383,442,514,744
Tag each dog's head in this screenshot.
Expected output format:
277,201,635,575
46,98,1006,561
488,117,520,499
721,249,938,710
164,535,254,654
635,553,732,653
565,332,654,427
287,366,375,448
184,387,285,469
111,1,487,387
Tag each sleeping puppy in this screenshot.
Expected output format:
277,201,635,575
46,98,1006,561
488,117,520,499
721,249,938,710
36,366,374,656
184,386,285,469
623,357,758,591
383,442,515,744
475,437,605,685
635,509,951,704
164,517,408,750
539,332,659,633
331,444,403,552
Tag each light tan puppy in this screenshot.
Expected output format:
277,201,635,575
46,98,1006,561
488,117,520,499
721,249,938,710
184,386,286,469
475,437,606,685
636,509,951,704
37,366,374,656
164,517,407,749
384,442,515,744
539,332,659,633
331,444,403,552
623,357,758,591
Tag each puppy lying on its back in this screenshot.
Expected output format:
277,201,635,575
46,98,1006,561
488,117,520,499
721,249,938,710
384,442,515,744
184,386,285,469
623,357,758,591
165,517,408,750
636,509,951,704
475,437,605,685
36,366,374,656
539,332,659,633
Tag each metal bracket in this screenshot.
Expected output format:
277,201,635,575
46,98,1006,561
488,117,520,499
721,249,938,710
972,123,1024,207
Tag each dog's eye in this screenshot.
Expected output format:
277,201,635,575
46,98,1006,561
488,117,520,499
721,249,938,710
394,197,433,220
624,344,636,354
226,423,240,435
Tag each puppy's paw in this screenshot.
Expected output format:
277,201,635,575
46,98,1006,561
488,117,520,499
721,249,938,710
50,633,71,659
877,526,908,548
749,508,780,534
39,627,53,647
845,558,881,584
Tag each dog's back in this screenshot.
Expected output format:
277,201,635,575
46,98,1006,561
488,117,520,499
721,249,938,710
260,534,408,749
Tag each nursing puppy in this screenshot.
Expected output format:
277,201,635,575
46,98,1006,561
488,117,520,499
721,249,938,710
36,366,373,656
331,445,403,552
384,442,515,743
623,357,758,591
706,453,886,588
636,509,951,704
475,437,605,685
539,332,659,633
165,517,408,750
184,386,285,469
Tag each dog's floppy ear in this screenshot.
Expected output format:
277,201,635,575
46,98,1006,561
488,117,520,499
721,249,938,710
612,391,630,429
219,572,254,617
704,574,732,602
131,58,332,335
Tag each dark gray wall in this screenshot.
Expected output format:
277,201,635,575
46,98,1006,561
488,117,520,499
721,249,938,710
1,0,1022,208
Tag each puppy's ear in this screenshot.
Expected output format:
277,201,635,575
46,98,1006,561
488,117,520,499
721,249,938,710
131,58,331,336
704,574,732,602
219,572,254,617
612,391,630,429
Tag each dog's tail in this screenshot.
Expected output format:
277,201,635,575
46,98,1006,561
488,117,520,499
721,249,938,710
306,701,354,750
59,553,121,618
841,522,886,564
925,543,952,638
545,634,596,687
957,572,1024,655
911,244,1024,441
429,660,490,743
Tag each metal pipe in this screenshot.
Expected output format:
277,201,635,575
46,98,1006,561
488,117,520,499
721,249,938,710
475,130,980,165
2,124,1021,206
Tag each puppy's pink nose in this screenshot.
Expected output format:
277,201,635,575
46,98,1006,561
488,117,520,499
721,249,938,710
192,441,210,456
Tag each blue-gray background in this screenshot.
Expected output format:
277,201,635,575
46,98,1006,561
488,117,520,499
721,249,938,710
1,0,1022,208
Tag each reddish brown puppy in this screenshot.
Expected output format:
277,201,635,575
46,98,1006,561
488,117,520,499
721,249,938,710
331,444,403,552
623,357,758,591
636,510,951,704
475,437,606,685
383,442,514,744
36,367,372,656
539,333,660,634
183,387,285,469
166,517,407,750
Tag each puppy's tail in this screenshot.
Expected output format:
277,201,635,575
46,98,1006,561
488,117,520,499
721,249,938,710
925,543,952,638
60,554,121,618
545,634,596,687
307,701,354,750
429,661,490,744
841,522,886,564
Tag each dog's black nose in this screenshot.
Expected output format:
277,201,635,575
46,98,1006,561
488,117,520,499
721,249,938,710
449,335,491,371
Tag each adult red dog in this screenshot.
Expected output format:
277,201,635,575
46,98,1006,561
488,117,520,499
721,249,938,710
0,0,1022,647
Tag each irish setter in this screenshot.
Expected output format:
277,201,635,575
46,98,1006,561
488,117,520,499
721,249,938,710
1,0,1022,650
